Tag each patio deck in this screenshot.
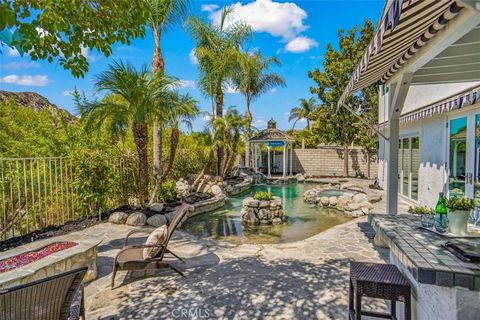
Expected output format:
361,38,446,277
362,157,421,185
80,182,410,319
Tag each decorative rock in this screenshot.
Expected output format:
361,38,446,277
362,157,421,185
126,212,147,226
225,185,234,194
210,185,223,196
347,202,362,212
259,201,270,208
349,210,364,217
328,196,338,206
149,203,164,213
352,193,368,203
243,198,259,207
128,197,142,209
361,207,369,215
147,214,167,228
272,218,282,224
108,211,128,224
295,173,305,182
175,179,191,198
320,197,330,206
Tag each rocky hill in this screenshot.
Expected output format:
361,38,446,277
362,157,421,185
0,90,77,122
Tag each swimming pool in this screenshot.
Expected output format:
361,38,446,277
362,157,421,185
181,183,352,244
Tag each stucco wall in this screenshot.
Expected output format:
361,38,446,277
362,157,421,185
378,113,448,207
292,146,377,178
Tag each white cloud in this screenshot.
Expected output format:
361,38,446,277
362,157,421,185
201,4,219,12
269,88,277,94
81,46,100,62
7,48,20,57
189,49,198,65
224,83,239,94
254,118,266,127
177,79,196,89
285,36,318,53
1,61,40,69
63,90,74,96
0,74,49,86
209,0,307,41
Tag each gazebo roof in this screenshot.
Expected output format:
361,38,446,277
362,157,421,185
249,118,295,142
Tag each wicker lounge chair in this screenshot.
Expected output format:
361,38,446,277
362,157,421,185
0,267,87,320
111,202,192,288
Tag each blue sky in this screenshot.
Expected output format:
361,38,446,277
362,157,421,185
0,0,384,132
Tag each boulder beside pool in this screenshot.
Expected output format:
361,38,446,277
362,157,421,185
241,196,284,225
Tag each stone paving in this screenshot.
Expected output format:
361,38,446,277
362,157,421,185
80,179,411,319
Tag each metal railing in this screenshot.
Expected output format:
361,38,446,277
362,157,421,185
0,156,136,240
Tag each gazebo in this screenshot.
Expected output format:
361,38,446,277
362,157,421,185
248,118,295,177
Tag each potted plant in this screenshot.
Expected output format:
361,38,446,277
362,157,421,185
408,205,435,228
445,197,475,235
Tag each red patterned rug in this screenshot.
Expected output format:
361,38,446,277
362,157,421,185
0,241,77,273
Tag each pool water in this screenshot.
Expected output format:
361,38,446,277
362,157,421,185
180,183,352,244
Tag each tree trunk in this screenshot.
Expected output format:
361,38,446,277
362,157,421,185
151,25,165,203
244,98,252,167
366,151,371,178
161,125,179,181
343,143,349,177
215,87,224,176
133,122,149,208
193,143,216,189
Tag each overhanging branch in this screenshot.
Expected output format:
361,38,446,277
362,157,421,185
340,104,389,141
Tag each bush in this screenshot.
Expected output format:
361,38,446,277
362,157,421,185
159,179,177,202
408,205,434,215
254,191,273,201
445,197,475,211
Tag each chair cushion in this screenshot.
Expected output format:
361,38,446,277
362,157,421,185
143,225,167,259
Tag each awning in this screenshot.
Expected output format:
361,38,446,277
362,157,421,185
378,85,480,128
337,0,464,109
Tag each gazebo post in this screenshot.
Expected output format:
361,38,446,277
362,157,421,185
283,143,287,177
273,148,276,174
267,145,271,177
289,143,293,176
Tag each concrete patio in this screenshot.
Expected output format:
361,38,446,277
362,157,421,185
83,186,410,320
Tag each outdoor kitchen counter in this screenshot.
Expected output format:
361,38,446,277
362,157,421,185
369,213,480,320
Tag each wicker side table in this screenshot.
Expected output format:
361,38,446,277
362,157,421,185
349,262,411,320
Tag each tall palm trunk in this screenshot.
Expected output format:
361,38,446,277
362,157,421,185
161,125,180,180
133,122,149,207
215,87,224,176
244,97,252,167
193,143,216,189
226,132,240,176
151,25,165,203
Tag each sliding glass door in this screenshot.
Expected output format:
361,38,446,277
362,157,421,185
398,136,420,201
448,111,480,207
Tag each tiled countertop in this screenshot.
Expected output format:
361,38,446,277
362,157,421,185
369,214,480,291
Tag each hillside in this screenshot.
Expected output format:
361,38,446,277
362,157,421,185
0,90,77,122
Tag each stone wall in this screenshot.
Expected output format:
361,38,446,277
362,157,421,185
292,146,377,178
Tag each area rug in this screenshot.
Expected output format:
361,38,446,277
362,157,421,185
0,241,77,273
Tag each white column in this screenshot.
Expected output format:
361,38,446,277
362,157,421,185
289,143,293,176
253,144,257,170
273,148,276,174
283,143,287,177
267,145,271,177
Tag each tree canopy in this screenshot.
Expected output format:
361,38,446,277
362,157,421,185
1,0,148,77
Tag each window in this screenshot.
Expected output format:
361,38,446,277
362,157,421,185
398,136,420,200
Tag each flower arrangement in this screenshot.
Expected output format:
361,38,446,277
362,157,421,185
408,205,434,215
445,197,476,211
254,191,273,201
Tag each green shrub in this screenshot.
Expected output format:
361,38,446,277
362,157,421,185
445,197,475,211
254,191,273,201
408,205,434,215
159,179,177,202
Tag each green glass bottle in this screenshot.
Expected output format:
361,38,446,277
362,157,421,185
435,192,447,215
435,192,448,233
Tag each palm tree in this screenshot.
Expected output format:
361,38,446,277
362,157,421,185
234,51,285,167
212,107,246,176
146,0,190,201
160,93,199,180
78,60,174,207
188,7,252,174
289,97,318,129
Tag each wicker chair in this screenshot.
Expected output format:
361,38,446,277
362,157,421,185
111,203,192,288
0,267,88,320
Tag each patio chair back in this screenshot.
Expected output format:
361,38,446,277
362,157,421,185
0,267,87,320
164,202,191,244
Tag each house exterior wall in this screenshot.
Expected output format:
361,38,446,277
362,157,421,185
293,146,377,178
377,82,480,208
